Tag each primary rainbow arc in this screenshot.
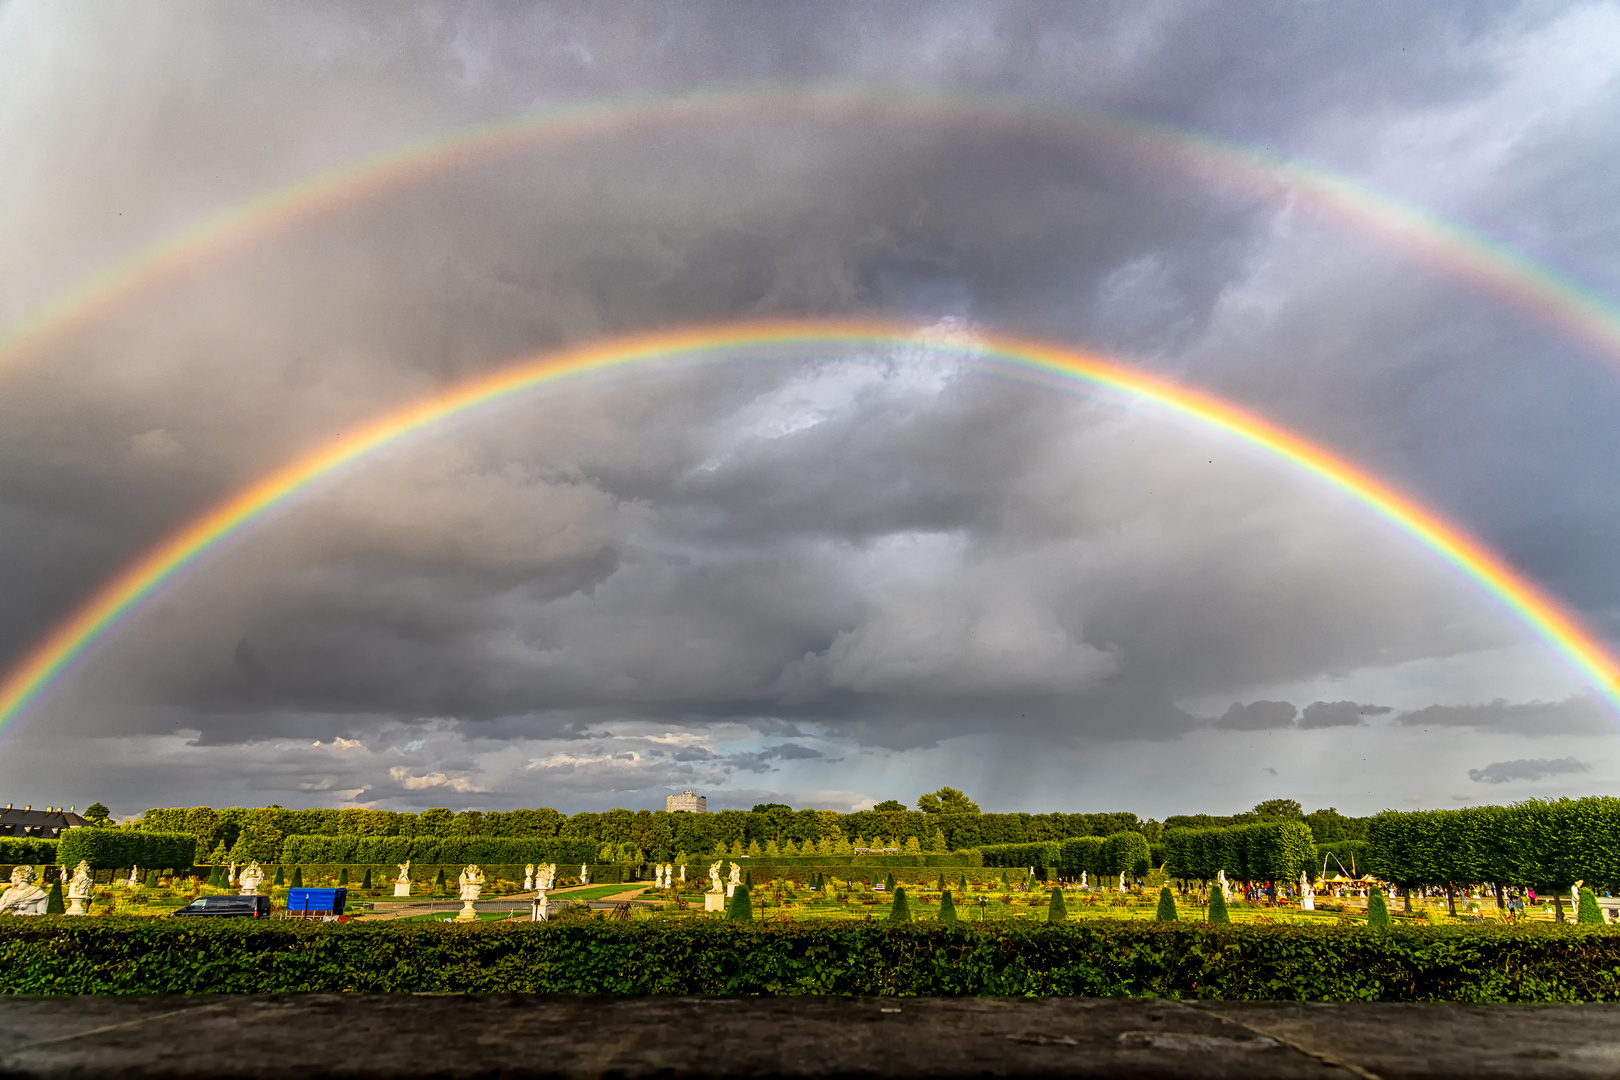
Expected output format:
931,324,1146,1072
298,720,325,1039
0,318,1615,733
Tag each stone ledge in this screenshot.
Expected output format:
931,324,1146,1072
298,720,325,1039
0,995,1615,1079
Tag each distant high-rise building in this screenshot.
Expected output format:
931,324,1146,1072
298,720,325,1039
666,790,707,813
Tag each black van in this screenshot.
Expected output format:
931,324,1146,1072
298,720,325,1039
171,895,272,918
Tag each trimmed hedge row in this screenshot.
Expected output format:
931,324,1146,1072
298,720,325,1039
1162,822,1315,882
1367,799,1620,892
57,829,195,872
0,838,58,864
980,835,1149,878
280,835,599,865
3,921,1620,1000
701,853,981,868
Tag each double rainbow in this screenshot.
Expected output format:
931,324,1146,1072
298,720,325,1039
0,319,1615,732
4,88,1620,380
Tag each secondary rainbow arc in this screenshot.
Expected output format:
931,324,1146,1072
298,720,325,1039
0,318,1615,733
2,88,1619,381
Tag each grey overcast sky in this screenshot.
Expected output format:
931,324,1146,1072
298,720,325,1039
2,0,1619,819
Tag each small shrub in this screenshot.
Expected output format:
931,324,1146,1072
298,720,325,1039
44,879,64,916
1367,889,1390,927
728,887,753,922
1047,888,1068,922
273,866,284,887
1208,888,1231,924
290,867,303,889
1578,889,1604,926
939,890,958,923
1156,887,1177,922
361,869,372,891
889,887,912,923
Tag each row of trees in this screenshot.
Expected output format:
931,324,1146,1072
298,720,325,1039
1161,821,1317,884
131,792,1367,867
1366,798,1620,913
978,833,1154,878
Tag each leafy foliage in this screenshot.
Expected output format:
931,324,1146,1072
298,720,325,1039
1366,800,1620,893
1103,831,1153,878
1046,888,1067,922
57,828,194,872
1156,887,1177,922
0,837,58,864
727,887,752,922
1367,889,1391,927
889,888,912,923
1162,821,1314,882
939,891,958,923
1208,889,1230,925
7,921,1620,1000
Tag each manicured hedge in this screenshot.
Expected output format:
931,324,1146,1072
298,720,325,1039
56,828,195,872
0,837,58,864
1365,799,1620,893
978,843,1061,869
1162,821,1315,882
280,835,599,865
706,853,981,868
4,921,1620,1000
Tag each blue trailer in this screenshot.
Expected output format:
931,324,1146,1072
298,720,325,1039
285,887,348,920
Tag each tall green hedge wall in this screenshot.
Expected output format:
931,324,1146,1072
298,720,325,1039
0,837,58,864
5,921,1620,1001
56,828,195,871
1162,821,1316,882
279,835,600,866
1366,798,1620,891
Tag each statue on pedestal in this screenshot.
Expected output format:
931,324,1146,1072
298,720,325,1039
66,860,94,916
539,864,556,891
394,860,412,898
455,864,485,922
1079,871,1087,888
227,862,238,886
708,861,724,893
1299,870,1315,911
238,861,265,896
531,890,549,922
1216,869,1230,901
0,866,48,916
580,863,589,886
128,866,142,888
523,864,535,891
1117,871,1126,893
727,862,742,899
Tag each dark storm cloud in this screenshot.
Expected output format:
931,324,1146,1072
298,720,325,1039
1213,701,1298,731
1398,695,1613,737
1,1,1617,812
1299,701,1391,729
1468,757,1593,784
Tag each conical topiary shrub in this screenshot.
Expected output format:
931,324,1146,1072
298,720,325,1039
939,890,958,923
1578,888,1604,925
362,869,372,890
1047,887,1068,922
937,872,947,892
290,867,303,889
890,886,912,922
339,868,349,886
1208,887,1231,924
273,866,285,886
745,869,754,890
145,869,158,888
727,884,753,921
1367,888,1390,927
959,873,968,893
1000,871,1010,889
1156,886,1178,921
45,878,64,915
435,868,447,892
885,872,896,892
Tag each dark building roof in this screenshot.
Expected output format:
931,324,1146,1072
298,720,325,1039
0,805,88,839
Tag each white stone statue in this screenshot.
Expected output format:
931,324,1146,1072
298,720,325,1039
394,860,412,898
128,866,142,888
238,861,265,896
727,861,742,899
456,864,485,922
531,890,549,922
1079,871,1087,888
66,860,94,916
1117,871,1126,893
1572,879,1583,918
708,861,724,893
679,865,686,883
580,863,589,886
1216,869,1230,901
1299,871,1315,911
0,866,48,916
227,862,238,886
523,864,535,891
540,863,556,891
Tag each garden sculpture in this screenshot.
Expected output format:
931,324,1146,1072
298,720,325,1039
523,864,535,890
708,861,724,893
1117,871,1126,892
1217,869,1230,900
227,862,238,885
456,864,485,922
531,890,549,921
1573,879,1583,915
0,865,48,915
66,860,93,916
1080,871,1087,888
238,861,265,896
394,860,411,898
1299,870,1315,911
539,863,556,891
728,861,742,898
128,866,142,888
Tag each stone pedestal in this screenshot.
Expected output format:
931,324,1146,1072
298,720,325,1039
705,892,726,913
1301,896,1314,910
394,882,411,898
455,899,479,922
65,898,88,916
